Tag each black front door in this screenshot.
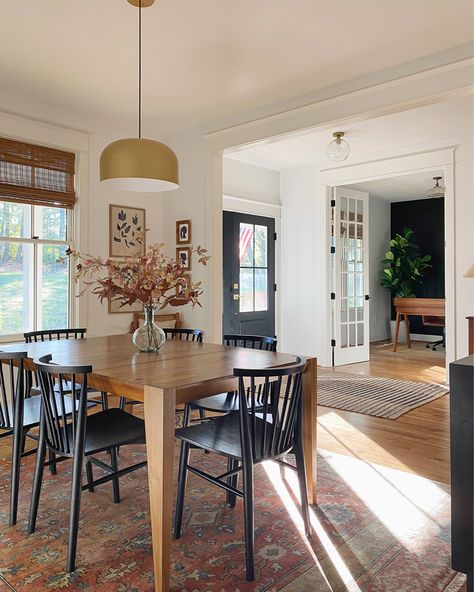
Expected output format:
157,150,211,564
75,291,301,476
223,211,276,337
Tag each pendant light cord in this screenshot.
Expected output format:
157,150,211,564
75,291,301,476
138,0,142,139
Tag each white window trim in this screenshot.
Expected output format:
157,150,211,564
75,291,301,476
0,110,89,343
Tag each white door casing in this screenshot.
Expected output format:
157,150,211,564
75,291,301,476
332,187,370,365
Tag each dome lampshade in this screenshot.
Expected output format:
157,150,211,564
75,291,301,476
100,138,179,192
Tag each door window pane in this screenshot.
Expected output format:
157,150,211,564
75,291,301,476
38,244,69,330
0,241,33,334
239,268,254,312
239,223,254,266
254,225,267,267
255,268,268,311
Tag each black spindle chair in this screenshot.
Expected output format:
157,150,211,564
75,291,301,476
24,329,109,409
0,351,35,525
28,354,147,573
188,334,277,416
173,357,311,581
119,328,204,411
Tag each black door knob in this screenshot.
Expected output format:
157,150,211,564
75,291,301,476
365,295,370,300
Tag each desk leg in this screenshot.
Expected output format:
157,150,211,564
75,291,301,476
144,386,176,592
302,357,317,505
404,315,411,349
393,312,401,352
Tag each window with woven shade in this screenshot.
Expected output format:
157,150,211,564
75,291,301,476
0,138,76,209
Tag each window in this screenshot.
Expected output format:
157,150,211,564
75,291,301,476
0,138,76,339
239,222,268,313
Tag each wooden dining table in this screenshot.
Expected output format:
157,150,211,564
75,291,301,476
2,333,317,592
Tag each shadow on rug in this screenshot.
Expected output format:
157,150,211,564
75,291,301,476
0,438,465,591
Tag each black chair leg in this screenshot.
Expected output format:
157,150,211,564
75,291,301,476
173,441,190,539
109,448,121,503
100,392,109,410
85,460,94,493
28,418,47,534
242,459,255,581
226,457,238,508
294,439,312,539
119,397,126,410
48,450,57,475
9,426,25,526
66,450,85,573
199,408,206,421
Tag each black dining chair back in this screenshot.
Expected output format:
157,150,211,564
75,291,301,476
34,354,91,458
224,334,277,351
0,351,28,431
236,360,305,462
163,328,203,342
24,328,87,343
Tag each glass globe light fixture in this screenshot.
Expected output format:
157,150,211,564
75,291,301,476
427,176,445,198
327,131,350,162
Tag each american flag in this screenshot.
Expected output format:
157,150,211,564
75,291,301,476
239,225,253,263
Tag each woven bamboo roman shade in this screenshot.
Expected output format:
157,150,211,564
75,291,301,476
0,137,76,209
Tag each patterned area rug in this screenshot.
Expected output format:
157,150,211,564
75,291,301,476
0,438,464,591
318,368,449,419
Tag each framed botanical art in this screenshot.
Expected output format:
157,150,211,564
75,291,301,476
176,246,192,270
176,219,191,245
109,204,146,258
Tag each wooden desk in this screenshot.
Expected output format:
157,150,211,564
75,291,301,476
392,298,445,352
1,334,317,592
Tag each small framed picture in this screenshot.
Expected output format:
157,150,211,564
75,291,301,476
176,220,191,245
109,205,146,258
176,247,192,270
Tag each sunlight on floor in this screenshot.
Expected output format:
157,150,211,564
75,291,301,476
324,453,448,551
318,411,414,472
263,460,363,592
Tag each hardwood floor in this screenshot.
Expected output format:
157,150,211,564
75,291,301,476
317,341,450,484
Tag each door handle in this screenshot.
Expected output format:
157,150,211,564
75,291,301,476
365,295,370,300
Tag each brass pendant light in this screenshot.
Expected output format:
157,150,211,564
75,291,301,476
100,0,179,192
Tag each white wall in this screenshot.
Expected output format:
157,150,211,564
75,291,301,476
223,157,280,204
368,196,391,342
279,167,329,360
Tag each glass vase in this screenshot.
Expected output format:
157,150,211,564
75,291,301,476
132,305,166,352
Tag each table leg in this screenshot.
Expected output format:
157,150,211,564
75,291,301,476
302,357,317,505
393,312,401,352
144,386,176,592
404,314,411,349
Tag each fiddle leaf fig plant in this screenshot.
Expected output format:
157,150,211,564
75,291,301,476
380,227,432,298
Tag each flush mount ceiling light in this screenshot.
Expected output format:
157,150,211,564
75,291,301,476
427,176,445,198
100,0,179,192
327,131,350,162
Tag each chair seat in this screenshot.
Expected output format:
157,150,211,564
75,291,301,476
175,412,282,462
68,408,146,455
190,392,239,413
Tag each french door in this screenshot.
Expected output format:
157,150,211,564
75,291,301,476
331,187,370,365
223,211,276,337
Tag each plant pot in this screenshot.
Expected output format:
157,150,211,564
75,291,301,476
132,305,166,352
390,320,407,344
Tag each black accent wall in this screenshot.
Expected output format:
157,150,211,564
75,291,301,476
391,197,445,335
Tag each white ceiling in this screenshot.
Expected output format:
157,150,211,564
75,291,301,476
225,95,473,170
0,0,472,130
345,171,444,202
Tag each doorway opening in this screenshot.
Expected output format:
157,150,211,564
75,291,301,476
331,170,446,377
